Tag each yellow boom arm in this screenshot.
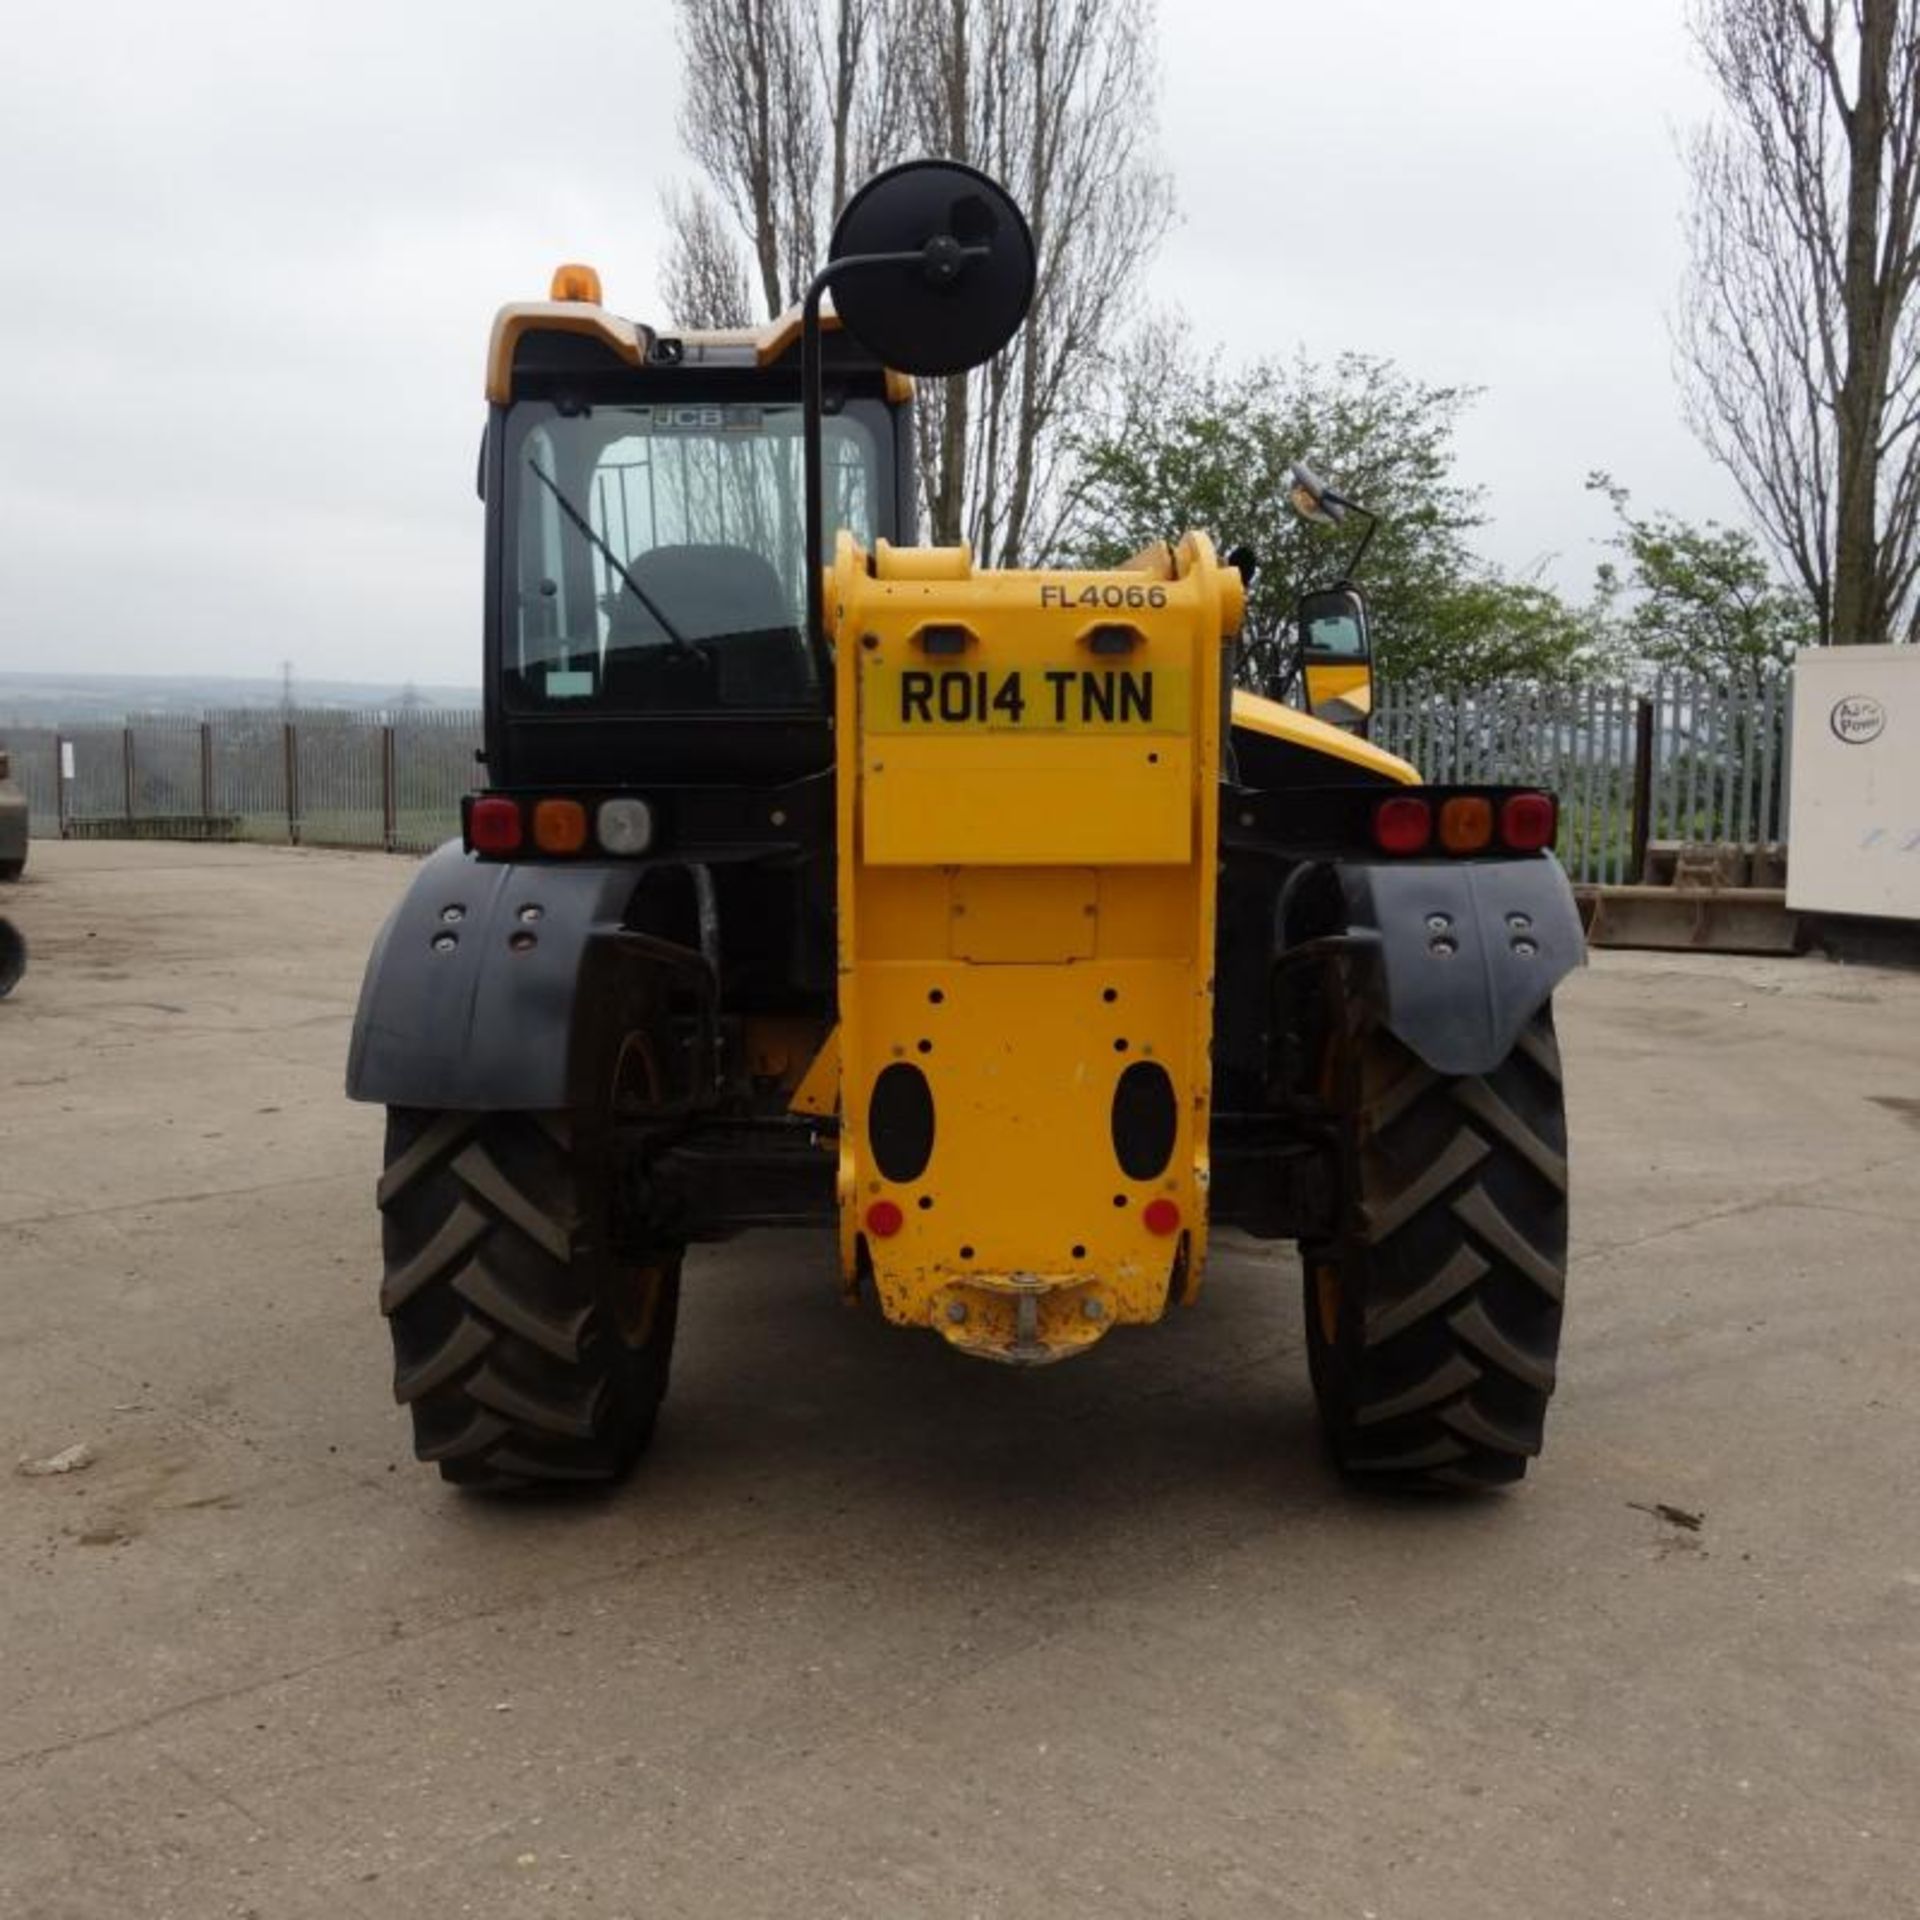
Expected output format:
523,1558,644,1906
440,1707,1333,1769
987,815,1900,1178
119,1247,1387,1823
819,531,1244,1362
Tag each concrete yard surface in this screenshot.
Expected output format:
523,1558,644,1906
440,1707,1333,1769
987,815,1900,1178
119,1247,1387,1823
1,840,1916,1919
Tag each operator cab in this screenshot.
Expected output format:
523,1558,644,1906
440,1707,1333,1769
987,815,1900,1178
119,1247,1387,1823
482,291,917,789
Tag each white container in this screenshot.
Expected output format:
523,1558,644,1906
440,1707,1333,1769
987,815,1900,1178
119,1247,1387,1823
1787,644,1920,920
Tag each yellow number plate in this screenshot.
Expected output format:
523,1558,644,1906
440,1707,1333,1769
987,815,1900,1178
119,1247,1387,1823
863,663,1190,734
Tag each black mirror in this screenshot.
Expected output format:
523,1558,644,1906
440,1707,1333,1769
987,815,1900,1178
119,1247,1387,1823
827,159,1036,377
1297,585,1373,734
800,161,1035,676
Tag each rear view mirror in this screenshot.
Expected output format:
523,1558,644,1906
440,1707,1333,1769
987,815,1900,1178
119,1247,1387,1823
798,159,1036,675
827,159,1036,378
1297,585,1373,735
1287,463,1348,528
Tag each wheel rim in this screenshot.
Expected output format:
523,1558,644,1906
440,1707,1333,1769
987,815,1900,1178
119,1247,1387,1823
615,1262,670,1348
612,1032,663,1114
1314,1262,1342,1345
608,1030,673,1352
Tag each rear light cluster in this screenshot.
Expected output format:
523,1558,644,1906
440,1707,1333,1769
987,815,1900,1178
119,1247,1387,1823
1371,789,1557,858
468,794,655,859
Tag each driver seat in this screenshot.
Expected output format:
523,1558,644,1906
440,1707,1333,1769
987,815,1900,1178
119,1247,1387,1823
604,545,813,707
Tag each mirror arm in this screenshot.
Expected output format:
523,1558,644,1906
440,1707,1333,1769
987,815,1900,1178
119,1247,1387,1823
799,266,841,701
801,244,990,698
1272,648,1302,702
1341,507,1378,585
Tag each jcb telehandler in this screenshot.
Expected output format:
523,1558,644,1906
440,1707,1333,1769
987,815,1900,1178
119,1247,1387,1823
348,162,1583,1494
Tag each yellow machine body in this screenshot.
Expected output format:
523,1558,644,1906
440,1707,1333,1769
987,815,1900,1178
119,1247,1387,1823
819,531,1245,1362
1227,687,1417,784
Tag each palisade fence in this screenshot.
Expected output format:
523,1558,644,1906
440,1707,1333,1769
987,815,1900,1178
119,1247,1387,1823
1373,671,1790,884
2,708,482,855
2,672,1791,884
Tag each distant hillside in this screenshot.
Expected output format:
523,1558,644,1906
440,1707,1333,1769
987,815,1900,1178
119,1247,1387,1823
0,672,480,726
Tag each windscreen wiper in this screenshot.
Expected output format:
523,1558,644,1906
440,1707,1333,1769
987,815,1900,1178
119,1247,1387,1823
524,459,692,652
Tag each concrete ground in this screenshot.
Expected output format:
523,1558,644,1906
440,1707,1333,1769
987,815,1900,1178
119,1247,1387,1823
1,840,1916,1920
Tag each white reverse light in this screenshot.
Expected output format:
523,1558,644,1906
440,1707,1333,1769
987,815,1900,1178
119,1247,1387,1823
596,797,654,855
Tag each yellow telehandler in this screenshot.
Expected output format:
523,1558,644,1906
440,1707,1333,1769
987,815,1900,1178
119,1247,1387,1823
349,162,1580,1493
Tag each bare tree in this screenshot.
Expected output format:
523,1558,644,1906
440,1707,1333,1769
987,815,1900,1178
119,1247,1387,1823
672,0,825,318
664,0,1171,565
814,0,901,215
886,0,1172,560
661,185,756,328
1682,0,1920,644
667,0,894,323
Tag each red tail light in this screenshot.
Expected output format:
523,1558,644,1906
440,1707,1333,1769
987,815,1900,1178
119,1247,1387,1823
1142,1196,1182,1236
865,1199,904,1238
1372,795,1433,855
469,796,523,854
1500,791,1558,852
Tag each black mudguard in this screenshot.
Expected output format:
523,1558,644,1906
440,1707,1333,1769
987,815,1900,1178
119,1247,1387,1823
1337,855,1585,1076
345,841,714,1113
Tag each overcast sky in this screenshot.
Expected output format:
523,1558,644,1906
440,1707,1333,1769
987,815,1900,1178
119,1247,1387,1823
0,0,1746,688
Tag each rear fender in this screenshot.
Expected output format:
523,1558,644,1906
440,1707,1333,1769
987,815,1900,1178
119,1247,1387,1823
345,841,715,1113
1335,856,1584,1076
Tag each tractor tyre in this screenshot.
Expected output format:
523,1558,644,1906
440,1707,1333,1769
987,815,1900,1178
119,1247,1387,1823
377,1108,680,1490
1303,1001,1568,1492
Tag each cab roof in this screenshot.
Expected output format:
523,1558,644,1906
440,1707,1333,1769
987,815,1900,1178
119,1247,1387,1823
486,299,913,404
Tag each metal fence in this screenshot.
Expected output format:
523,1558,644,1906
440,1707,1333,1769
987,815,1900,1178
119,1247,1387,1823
1,708,482,854
1375,671,1790,884
3,674,1791,884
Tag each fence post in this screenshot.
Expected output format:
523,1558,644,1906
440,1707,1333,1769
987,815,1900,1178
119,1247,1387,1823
381,724,397,852
283,721,300,846
1630,696,1655,884
122,727,136,824
55,734,70,837
1779,680,1795,839
199,722,214,820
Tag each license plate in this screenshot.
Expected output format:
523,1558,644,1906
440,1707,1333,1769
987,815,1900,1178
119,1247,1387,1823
863,664,1190,734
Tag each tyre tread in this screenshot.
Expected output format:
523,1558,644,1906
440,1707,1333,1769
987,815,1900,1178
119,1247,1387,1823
393,1313,493,1404
1309,1005,1569,1494
377,1109,676,1488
